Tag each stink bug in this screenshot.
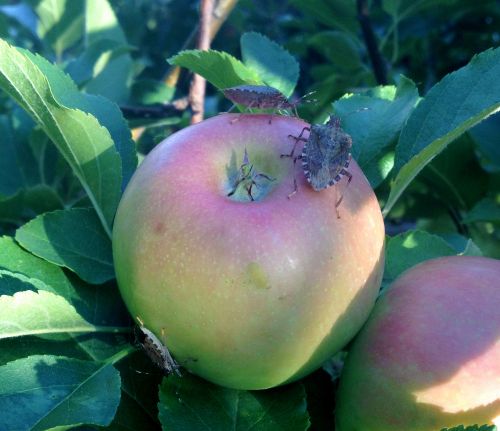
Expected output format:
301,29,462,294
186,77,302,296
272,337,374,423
282,115,353,217
222,85,314,121
135,317,181,376
227,148,275,201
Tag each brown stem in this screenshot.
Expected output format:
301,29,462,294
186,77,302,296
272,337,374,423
357,0,388,85
163,0,239,94
189,0,215,124
120,97,189,119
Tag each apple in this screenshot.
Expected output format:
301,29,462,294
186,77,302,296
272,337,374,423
336,256,500,430
112,114,385,390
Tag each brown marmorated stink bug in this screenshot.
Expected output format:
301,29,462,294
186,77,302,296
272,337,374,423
135,317,181,376
282,115,353,217
222,85,313,120
227,147,275,201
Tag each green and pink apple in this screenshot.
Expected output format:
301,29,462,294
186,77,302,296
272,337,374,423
336,256,500,430
112,114,385,390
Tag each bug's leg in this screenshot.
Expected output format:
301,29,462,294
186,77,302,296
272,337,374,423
281,127,310,158
287,177,298,199
220,103,236,114
287,154,303,199
230,101,255,124
335,168,353,218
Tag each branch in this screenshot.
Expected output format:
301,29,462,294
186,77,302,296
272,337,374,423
163,0,240,93
189,0,215,124
357,0,388,85
120,98,189,119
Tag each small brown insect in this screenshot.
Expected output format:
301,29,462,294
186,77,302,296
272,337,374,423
282,115,353,217
136,317,181,376
223,85,296,112
222,85,313,120
227,148,274,201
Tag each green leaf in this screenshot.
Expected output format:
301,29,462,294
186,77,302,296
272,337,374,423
0,39,122,236
384,47,500,216
289,0,358,34
469,113,500,173
0,235,75,298
240,32,299,97
85,0,127,45
168,49,262,90
441,425,497,431
333,76,419,187
0,274,97,339
308,31,363,72
15,208,114,284
463,197,500,223
0,355,121,431
0,185,63,225
131,79,175,105
33,0,84,58
0,115,24,198
25,49,137,192
384,230,456,287
66,39,134,86
158,373,310,431
0,236,129,329
84,0,132,103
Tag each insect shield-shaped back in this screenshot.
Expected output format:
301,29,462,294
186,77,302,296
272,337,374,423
222,85,292,110
301,115,353,191
135,323,181,376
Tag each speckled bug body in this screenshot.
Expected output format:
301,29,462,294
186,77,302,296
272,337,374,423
283,115,353,216
223,85,296,111
136,318,181,376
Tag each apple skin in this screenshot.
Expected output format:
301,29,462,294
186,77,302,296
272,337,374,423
336,256,500,430
113,113,385,390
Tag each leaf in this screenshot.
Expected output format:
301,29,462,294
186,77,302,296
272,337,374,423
85,0,127,45
0,115,24,198
25,49,137,192
15,208,114,284
33,0,84,58
441,425,497,431
384,47,500,216
240,32,299,97
66,38,134,86
0,355,121,431
289,0,358,34
463,197,500,223
83,0,133,103
0,39,122,236
0,236,129,328
333,76,419,187
0,235,75,298
158,373,310,431
469,112,500,173
308,31,363,72
0,185,63,225
384,230,456,287
168,49,262,90
0,274,96,339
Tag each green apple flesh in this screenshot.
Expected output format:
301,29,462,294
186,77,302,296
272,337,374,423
113,114,385,389
336,256,500,430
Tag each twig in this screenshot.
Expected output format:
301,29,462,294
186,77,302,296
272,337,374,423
120,98,189,119
357,0,388,85
189,0,215,124
163,0,240,94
